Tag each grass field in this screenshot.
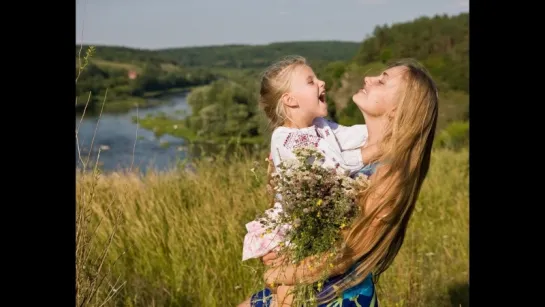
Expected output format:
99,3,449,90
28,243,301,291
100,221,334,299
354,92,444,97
76,147,469,307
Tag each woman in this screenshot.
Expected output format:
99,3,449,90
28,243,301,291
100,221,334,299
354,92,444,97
241,58,439,307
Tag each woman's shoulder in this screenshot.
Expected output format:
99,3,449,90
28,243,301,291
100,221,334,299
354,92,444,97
354,162,381,178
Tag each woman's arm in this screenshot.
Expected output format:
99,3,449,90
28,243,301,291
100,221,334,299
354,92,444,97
264,251,354,286
276,285,294,306
264,165,396,286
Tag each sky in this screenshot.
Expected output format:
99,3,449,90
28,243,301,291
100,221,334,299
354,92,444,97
75,0,469,50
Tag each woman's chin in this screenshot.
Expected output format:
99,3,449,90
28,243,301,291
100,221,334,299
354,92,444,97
351,96,365,109
352,92,362,102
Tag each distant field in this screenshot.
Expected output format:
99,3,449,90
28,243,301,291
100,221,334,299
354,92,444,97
91,59,141,72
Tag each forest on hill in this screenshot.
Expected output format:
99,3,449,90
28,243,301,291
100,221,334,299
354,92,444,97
75,41,360,113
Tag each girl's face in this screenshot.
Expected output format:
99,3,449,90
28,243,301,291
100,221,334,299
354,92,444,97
284,64,328,123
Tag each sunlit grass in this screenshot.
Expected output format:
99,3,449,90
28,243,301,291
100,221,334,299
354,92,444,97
76,148,468,306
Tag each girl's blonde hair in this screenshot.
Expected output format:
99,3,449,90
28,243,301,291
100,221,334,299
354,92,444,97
259,55,307,207
318,58,440,304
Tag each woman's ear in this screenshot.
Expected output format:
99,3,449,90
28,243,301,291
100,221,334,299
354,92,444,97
281,92,298,108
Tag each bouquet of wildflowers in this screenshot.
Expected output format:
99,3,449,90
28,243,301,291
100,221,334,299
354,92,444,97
256,146,370,305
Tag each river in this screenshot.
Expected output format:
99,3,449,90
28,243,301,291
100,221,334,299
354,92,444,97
75,93,191,173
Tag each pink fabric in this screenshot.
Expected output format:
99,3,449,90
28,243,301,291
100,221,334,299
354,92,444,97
242,202,291,261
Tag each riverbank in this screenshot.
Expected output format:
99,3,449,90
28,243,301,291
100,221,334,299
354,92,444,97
75,87,194,115
76,147,469,307
133,114,264,145
76,91,268,174
75,92,194,173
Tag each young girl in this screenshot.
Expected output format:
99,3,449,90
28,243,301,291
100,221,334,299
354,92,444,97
241,55,370,306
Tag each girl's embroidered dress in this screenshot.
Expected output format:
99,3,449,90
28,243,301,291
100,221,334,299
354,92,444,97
242,118,369,261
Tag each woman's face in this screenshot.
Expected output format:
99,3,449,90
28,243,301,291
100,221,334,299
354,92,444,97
352,65,408,117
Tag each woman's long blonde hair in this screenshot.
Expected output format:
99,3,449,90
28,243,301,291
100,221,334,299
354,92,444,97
318,59,439,304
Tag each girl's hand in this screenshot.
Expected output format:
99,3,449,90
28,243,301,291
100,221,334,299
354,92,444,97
264,263,295,286
262,252,286,267
262,252,277,266
264,265,281,288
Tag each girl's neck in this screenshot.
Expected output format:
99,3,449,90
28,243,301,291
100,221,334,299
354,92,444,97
283,116,314,129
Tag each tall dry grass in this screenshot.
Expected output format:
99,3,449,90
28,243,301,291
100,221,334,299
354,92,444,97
76,44,126,307
76,148,468,307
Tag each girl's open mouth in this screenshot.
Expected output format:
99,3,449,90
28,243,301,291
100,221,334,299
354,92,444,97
319,92,326,103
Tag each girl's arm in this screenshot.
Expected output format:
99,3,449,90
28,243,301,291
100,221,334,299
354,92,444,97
314,117,368,151
271,129,364,175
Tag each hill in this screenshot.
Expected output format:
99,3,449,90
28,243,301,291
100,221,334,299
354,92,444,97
75,41,361,114
319,12,469,137
353,13,468,93
155,41,361,69
75,40,361,70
